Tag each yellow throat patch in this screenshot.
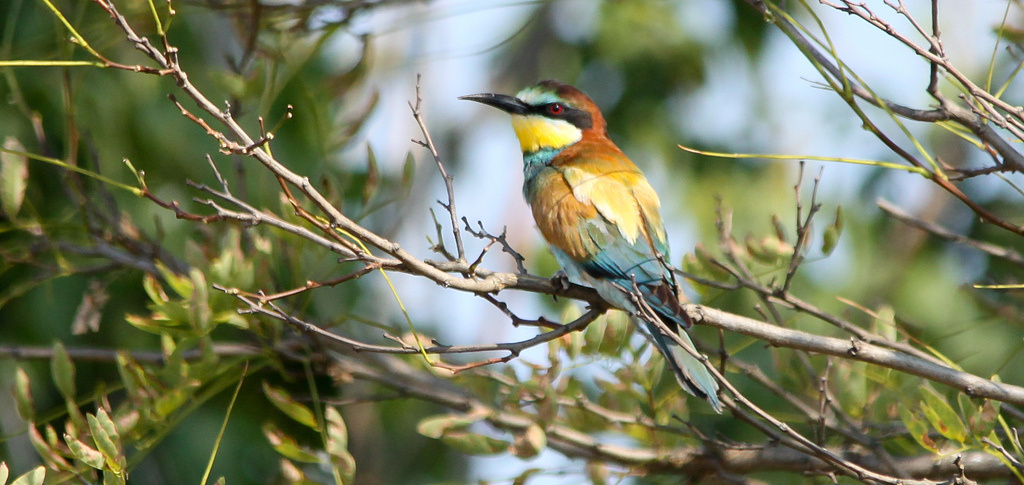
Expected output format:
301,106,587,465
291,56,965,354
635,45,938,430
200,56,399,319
510,114,583,153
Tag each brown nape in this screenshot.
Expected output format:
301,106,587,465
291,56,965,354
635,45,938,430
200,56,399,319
534,80,607,132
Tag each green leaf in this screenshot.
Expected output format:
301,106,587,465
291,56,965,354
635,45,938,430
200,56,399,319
439,431,509,456
401,152,415,194
746,235,779,264
325,407,356,482
263,424,320,463
142,273,169,305
821,227,839,255
9,467,44,485
899,404,938,453
88,409,124,472
28,425,69,469
158,263,194,301
66,434,106,469
960,393,1000,437
324,406,348,455
115,352,147,402
262,382,318,429
822,206,843,255
153,388,189,418
51,342,76,400
13,367,34,420
919,386,968,443
692,243,731,281
102,468,127,485
416,411,488,439
188,268,213,333
0,137,28,218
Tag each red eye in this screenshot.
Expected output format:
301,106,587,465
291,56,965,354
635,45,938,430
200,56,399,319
547,103,564,115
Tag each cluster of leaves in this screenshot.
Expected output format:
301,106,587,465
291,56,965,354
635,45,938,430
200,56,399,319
13,349,127,485
4,232,363,484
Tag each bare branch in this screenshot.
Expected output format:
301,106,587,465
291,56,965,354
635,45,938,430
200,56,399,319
878,198,1024,267
410,75,466,262
686,304,1024,407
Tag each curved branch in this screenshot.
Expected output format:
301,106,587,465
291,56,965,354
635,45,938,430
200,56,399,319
687,304,1024,407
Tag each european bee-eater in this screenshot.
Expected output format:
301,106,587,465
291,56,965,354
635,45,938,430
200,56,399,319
461,80,722,412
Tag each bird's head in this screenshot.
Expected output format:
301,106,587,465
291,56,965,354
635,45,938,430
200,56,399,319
460,80,606,154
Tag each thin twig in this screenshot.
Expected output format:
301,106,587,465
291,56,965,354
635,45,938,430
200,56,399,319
409,74,466,262
877,198,1024,267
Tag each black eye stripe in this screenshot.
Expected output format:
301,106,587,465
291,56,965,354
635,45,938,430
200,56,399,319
531,103,593,130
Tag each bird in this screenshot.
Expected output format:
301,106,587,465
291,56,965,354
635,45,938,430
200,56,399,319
460,80,722,413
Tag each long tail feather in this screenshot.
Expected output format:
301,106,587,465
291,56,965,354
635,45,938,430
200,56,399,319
636,282,723,413
646,321,722,413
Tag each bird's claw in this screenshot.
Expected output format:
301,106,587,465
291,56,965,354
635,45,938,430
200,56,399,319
551,270,571,292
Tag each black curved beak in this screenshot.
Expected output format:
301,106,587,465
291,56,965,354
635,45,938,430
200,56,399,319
458,93,530,115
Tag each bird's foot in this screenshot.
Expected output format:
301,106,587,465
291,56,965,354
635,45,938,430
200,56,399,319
550,270,571,293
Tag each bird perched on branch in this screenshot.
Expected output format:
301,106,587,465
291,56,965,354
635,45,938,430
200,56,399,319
461,80,722,413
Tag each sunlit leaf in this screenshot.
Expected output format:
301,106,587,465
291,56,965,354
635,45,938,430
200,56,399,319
263,382,318,429
66,434,105,469
28,425,69,469
9,466,44,485
88,409,124,472
899,404,938,453
159,263,195,300
920,386,968,443
263,424,320,463
279,459,305,483
0,137,28,218
102,468,127,485
325,407,356,481
153,388,189,418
